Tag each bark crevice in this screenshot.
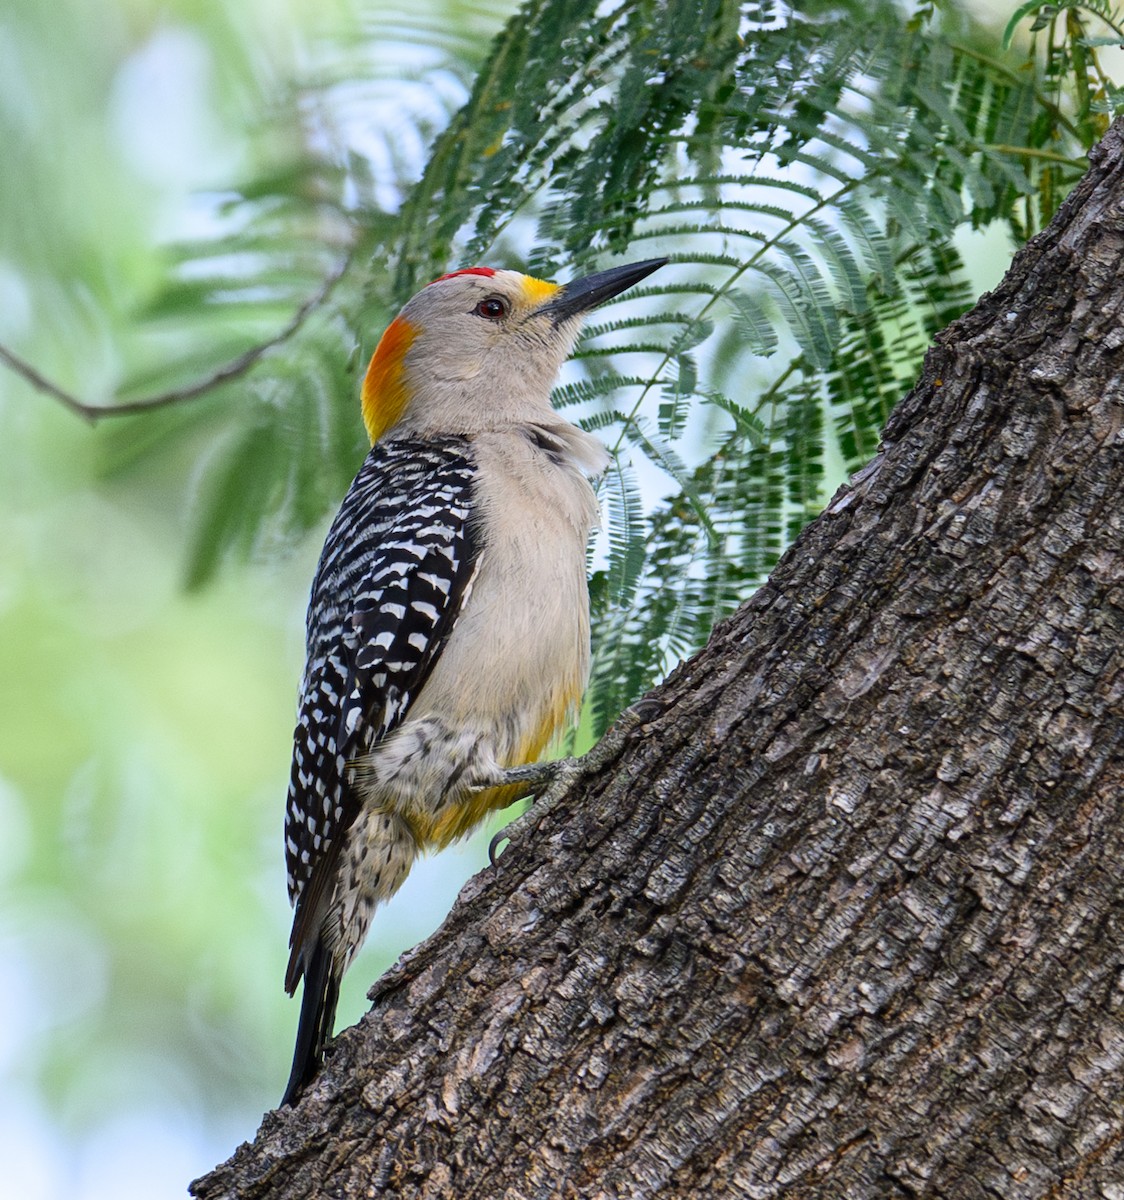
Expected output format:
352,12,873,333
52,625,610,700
194,121,1124,1200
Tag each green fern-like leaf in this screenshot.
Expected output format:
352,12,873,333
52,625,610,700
95,0,1111,716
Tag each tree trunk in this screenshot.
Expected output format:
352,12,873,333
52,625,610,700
192,120,1124,1200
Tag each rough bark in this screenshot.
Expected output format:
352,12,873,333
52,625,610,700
193,122,1124,1199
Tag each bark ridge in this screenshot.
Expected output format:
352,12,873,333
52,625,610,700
193,123,1124,1200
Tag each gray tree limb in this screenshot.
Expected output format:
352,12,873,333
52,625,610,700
0,249,352,422
193,118,1124,1200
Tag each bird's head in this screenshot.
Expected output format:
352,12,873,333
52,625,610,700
361,258,667,443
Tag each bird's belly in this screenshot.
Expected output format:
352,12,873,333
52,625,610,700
361,505,592,847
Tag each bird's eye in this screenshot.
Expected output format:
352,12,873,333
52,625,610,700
474,296,508,321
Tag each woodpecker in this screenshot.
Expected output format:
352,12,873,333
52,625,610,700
281,256,667,1106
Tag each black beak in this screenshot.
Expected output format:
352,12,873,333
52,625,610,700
540,257,667,325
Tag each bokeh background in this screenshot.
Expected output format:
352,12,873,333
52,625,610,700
0,0,519,1193
0,0,1085,1195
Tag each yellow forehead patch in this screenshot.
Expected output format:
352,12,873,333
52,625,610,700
520,275,561,306
361,315,418,445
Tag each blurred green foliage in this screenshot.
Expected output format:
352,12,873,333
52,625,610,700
0,0,516,1191
1,0,1121,1194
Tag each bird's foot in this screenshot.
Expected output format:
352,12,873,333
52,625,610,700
487,698,660,865
487,756,581,865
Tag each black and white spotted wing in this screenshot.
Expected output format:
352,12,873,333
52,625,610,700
284,436,479,906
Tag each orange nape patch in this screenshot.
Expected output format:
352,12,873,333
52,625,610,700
520,275,561,306
361,316,419,445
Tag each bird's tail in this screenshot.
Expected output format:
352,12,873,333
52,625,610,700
281,938,340,1107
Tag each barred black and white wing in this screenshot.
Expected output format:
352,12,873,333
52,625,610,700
284,436,479,912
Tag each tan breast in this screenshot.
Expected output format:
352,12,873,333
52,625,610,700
408,422,605,764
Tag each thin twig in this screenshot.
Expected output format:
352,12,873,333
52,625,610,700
0,247,355,424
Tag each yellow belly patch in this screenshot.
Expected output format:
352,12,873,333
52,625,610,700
408,681,577,851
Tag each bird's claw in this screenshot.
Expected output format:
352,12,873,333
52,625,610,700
488,825,513,866
487,699,658,864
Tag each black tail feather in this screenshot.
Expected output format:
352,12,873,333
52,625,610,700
281,940,340,1107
